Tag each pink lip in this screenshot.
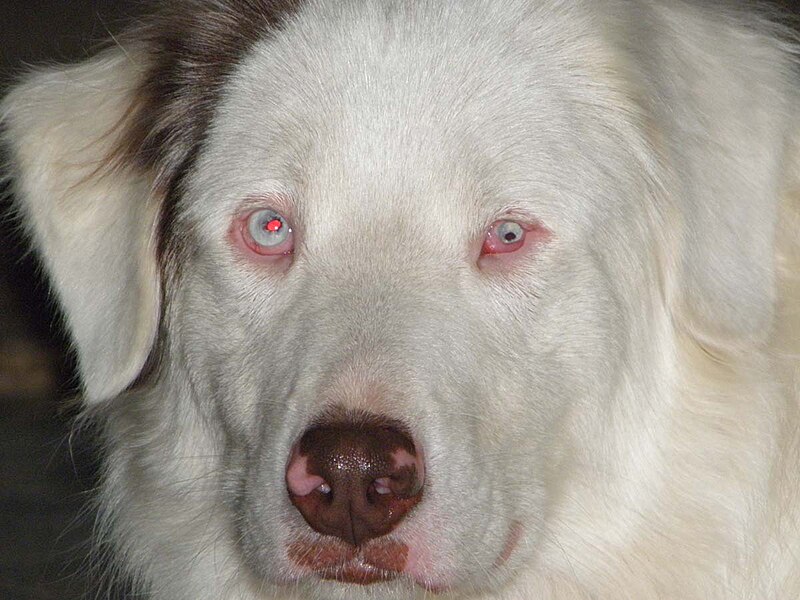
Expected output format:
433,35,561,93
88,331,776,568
318,558,400,585
286,521,522,592
288,538,409,585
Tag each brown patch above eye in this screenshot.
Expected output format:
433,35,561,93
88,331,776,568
105,0,306,263
111,1,305,184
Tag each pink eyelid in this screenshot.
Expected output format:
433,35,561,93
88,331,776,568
482,220,534,255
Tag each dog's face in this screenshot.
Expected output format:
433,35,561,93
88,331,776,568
4,1,788,598
166,5,656,594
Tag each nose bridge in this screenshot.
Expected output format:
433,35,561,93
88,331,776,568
294,262,454,415
308,263,437,357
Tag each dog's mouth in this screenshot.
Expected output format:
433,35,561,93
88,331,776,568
286,521,524,591
288,538,409,585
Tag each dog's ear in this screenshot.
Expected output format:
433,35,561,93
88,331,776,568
655,10,797,348
2,49,160,403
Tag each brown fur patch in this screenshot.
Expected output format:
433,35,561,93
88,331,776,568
115,1,302,184
103,1,304,393
107,0,303,265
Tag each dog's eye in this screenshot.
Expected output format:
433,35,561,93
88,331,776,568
481,220,528,255
243,209,294,255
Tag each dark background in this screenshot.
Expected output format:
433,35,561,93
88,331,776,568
1,1,799,599
1,4,136,599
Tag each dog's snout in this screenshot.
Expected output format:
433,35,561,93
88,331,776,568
286,415,425,547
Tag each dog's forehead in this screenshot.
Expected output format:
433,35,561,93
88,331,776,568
188,0,640,244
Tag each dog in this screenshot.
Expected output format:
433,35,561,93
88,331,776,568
2,1,799,598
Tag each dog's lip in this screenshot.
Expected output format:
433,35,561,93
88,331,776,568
288,537,409,585
286,522,522,592
317,557,400,585
286,537,449,593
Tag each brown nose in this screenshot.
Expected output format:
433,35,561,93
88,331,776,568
286,415,425,547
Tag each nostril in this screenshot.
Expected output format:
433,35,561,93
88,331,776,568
285,412,425,546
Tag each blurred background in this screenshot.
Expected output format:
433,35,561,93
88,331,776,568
0,3,135,598
1,1,800,599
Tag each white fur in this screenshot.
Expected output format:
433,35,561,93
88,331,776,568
2,1,799,598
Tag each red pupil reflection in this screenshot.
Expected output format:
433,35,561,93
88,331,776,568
265,219,283,232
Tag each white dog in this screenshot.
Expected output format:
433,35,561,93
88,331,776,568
3,1,799,598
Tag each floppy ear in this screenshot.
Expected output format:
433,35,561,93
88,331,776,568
1,49,160,403
653,9,797,348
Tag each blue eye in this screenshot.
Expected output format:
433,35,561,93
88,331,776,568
496,221,525,244
247,209,292,248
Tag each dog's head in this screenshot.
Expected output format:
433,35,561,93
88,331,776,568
2,1,791,597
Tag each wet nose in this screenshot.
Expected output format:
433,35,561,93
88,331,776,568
286,415,425,547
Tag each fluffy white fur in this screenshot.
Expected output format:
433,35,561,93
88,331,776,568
2,1,799,598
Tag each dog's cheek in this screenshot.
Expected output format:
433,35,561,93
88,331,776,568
476,251,626,465
165,272,277,438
